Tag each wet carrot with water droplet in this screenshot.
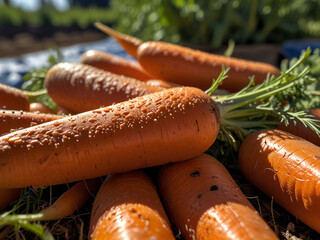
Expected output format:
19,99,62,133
89,171,175,239
158,153,278,240
0,83,30,111
81,50,152,81
0,87,220,188
0,110,62,136
44,62,164,113
239,129,320,233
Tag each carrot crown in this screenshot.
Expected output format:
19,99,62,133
206,48,320,153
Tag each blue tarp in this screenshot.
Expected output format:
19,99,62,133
0,37,131,88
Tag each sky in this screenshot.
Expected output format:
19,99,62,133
1,0,70,11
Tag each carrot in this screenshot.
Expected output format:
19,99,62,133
0,83,30,111
278,109,320,146
0,189,21,211
157,153,278,240
136,41,281,92
94,22,142,59
44,62,164,113
80,50,152,81
0,110,62,136
29,103,54,114
146,79,180,88
238,129,320,233
89,171,174,239
94,22,281,92
0,87,220,188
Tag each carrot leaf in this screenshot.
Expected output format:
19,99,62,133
206,47,320,156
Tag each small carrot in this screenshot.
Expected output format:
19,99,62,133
157,153,278,240
0,189,21,211
137,41,281,92
0,83,30,111
80,50,152,81
0,87,220,188
44,62,164,113
239,129,320,233
94,22,142,59
89,171,174,239
29,103,54,114
0,110,62,136
278,109,320,146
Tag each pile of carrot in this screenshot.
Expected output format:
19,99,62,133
1,22,320,240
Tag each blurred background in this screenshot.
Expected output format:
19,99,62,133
0,0,319,65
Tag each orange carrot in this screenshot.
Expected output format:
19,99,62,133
44,62,164,113
0,188,21,211
0,83,30,111
29,103,54,114
0,87,220,188
94,22,142,59
94,22,281,92
80,50,152,81
145,79,180,89
239,129,320,233
158,153,278,240
36,178,101,220
0,110,62,136
89,171,174,239
137,41,281,92
278,109,320,146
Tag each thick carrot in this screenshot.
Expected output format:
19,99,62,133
44,62,164,113
137,41,281,92
0,110,62,136
0,87,220,188
278,109,320,146
94,22,142,59
80,50,152,81
0,83,30,111
0,188,21,211
157,153,278,240
89,171,174,239
239,129,320,233
29,103,54,114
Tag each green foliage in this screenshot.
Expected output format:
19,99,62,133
21,48,63,111
110,0,320,47
0,5,117,28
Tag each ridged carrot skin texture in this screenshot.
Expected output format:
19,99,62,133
80,50,152,81
29,102,54,114
44,62,164,114
158,153,278,240
94,22,142,59
0,87,220,188
239,129,320,233
0,188,22,210
39,178,101,220
137,41,281,92
278,109,320,146
89,171,175,240
0,110,62,136
0,83,30,111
